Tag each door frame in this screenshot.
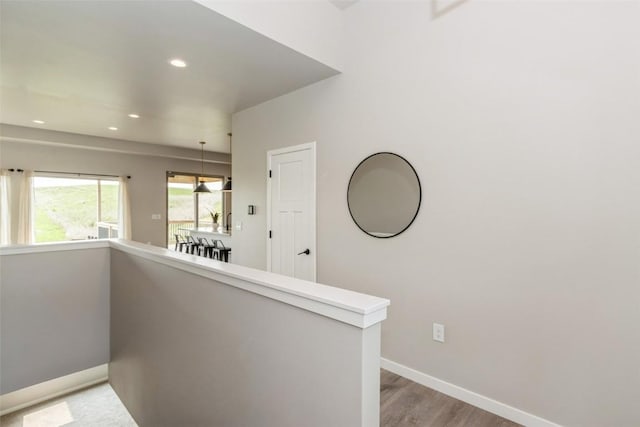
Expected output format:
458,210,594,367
266,142,317,282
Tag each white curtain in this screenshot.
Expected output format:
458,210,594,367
118,176,132,240
17,170,34,244
0,169,11,245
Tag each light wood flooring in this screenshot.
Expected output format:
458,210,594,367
2,369,522,426
380,369,522,427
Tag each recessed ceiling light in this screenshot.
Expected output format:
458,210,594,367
169,58,187,68
128,113,140,119
108,126,118,131
32,119,45,124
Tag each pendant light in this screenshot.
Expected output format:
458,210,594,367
221,132,232,192
221,177,232,192
194,141,211,193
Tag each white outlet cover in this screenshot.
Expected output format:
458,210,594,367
433,323,445,343
235,221,242,231
151,214,161,220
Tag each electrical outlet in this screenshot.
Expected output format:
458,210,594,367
151,214,161,220
235,221,242,231
433,323,445,343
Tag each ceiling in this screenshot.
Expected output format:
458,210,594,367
328,1,359,10
0,1,339,153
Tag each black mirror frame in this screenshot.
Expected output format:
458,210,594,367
347,152,422,239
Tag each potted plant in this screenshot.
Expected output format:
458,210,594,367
208,210,220,231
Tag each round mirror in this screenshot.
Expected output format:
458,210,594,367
347,152,421,238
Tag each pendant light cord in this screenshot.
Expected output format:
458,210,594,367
200,141,206,177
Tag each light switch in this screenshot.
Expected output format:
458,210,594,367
151,214,161,220
235,221,242,231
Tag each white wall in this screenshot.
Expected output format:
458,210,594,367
231,1,640,426
0,244,110,394
1,239,387,424
110,244,383,427
0,125,230,247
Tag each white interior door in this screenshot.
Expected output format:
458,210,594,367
267,142,316,282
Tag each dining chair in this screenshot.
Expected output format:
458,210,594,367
214,240,232,263
185,235,201,255
174,234,188,252
197,237,216,258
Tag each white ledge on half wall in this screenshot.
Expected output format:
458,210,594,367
0,239,390,329
0,239,110,255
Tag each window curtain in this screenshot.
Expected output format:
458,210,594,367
118,176,132,240
17,170,34,244
0,169,11,245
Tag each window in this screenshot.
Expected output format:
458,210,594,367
33,176,120,243
166,173,225,245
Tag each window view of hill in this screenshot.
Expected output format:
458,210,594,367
33,178,118,242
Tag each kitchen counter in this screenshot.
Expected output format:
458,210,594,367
180,228,232,260
185,228,231,237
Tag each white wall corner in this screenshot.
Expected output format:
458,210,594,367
193,0,344,71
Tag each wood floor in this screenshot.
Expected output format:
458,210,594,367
380,369,522,427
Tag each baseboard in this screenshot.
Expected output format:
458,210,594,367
0,364,108,416
380,358,562,427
